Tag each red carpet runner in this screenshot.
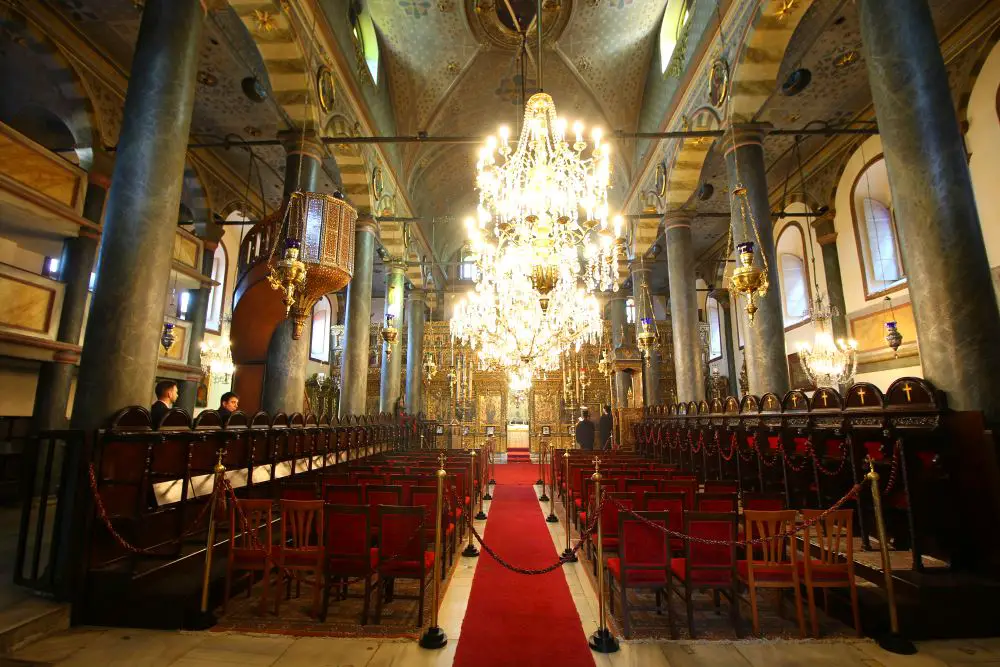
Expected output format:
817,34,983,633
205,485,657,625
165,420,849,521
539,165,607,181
453,463,595,667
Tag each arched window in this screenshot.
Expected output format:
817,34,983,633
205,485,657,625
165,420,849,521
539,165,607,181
659,0,693,73
776,224,810,327
459,246,478,282
625,297,636,324
706,296,722,361
350,2,380,83
310,296,332,362
852,156,905,296
205,241,228,333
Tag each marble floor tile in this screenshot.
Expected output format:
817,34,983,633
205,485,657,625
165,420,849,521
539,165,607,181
173,633,293,667
660,642,753,667
53,628,209,667
853,641,950,667
365,639,457,666
735,641,873,666
916,640,1000,664
270,637,381,667
11,626,110,663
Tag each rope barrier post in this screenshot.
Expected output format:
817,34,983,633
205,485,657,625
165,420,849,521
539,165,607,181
546,442,558,523
588,456,619,654
488,436,496,485
561,451,577,562
474,447,488,520
198,449,226,618
865,456,916,655
483,437,494,501
539,440,550,502
462,449,480,558
419,454,449,649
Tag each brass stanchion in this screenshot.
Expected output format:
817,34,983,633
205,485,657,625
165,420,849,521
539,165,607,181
488,435,496,485
462,449,480,558
197,450,226,623
588,457,619,653
419,454,449,649
546,442,558,523
474,446,488,520
539,441,550,502
483,437,494,501
865,457,916,655
561,451,577,561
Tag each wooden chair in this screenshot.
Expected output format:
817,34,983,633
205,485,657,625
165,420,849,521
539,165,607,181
739,510,806,637
668,511,741,638
275,499,324,617
223,498,274,615
696,492,738,513
624,478,659,510
323,483,363,505
365,485,403,539
800,509,861,637
411,485,455,572
607,511,673,638
373,505,433,627
644,492,686,555
321,503,377,624
704,480,739,494
593,491,635,575
663,479,698,509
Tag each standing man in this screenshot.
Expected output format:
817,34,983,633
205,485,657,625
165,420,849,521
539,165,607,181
598,405,613,450
575,408,596,451
151,380,178,428
218,392,239,422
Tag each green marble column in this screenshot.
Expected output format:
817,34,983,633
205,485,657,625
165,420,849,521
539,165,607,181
858,0,1000,421
71,0,205,430
811,214,848,340
721,124,790,397
607,295,630,404
339,217,377,418
665,214,705,402
379,263,406,413
404,292,426,415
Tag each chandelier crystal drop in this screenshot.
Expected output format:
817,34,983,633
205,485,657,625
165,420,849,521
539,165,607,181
796,295,858,388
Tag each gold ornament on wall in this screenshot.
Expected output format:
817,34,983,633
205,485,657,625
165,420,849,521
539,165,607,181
317,67,336,113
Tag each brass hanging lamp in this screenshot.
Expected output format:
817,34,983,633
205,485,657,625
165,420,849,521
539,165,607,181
727,184,769,324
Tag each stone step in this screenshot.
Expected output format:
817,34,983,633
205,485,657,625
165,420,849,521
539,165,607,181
0,599,68,655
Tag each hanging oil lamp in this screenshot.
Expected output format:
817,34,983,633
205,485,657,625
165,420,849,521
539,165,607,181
636,316,659,362
381,313,399,358
727,185,769,324
267,238,307,316
160,322,176,353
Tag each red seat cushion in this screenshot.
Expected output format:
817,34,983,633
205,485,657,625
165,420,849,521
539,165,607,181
377,549,435,577
737,560,796,582
607,557,668,585
327,549,378,573
669,558,733,587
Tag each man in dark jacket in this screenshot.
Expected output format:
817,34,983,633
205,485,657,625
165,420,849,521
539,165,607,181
218,392,239,422
150,380,178,428
598,405,613,450
575,408,595,451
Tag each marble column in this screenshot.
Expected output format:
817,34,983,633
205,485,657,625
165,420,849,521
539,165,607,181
33,181,105,430
404,292,426,415
261,131,323,414
665,214,705,403
177,246,213,414
379,263,406,413
632,265,661,405
71,0,205,431
339,216,377,418
811,213,848,340
711,289,740,397
607,295,630,404
858,0,1000,421
721,124,790,397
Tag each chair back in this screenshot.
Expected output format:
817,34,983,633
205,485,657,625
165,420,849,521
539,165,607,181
280,499,324,550
618,511,671,582
663,479,698,509
743,492,786,512
411,485,445,532
229,498,273,554
801,508,854,568
624,479,658,510
321,472,351,485
744,509,798,568
602,492,634,538
324,503,371,565
281,481,316,501
323,483,362,505
640,471,672,481
389,474,423,504
366,485,403,523
696,492,738,513
377,505,427,563
683,511,738,587
704,480,739,494
643,492,685,536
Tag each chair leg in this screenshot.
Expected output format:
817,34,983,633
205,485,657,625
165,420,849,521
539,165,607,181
374,572,384,624
849,582,862,638
806,581,819,638
792,582,807,638
260,565,271,616
665,581,677,640
748,582,760,635
713,589,721,615
685,584,695,638
274,569,283,616
620,582,630,639
730,583,742,638
222,563,233,614
321,570,331,623
418,573,426,628
361,575,372,625
311,568,322,618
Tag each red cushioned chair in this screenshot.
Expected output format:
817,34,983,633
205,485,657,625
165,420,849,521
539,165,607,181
668,511,741,639
223,498,274,615
323,483,362,505
373,505,433,627
739,509,806,637
275,499,324,617
411,485,455,573
592,492,635,575
704,480,739,494
365,485,403,540
800,509,861,637
644,492,686,555
607,511,673,639
696,492,738,513
641,471,673,481
663,479,698,509
320,472,351,485
624,478,659,511
321,503,377,623
742,492,786,512
389,474,423,505
280,480,317,500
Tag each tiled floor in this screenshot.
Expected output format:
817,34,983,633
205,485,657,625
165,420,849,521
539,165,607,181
9,480,1000,667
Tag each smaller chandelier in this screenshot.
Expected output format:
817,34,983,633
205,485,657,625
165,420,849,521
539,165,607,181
200,329,235,384
730,240,766,323
509,368,532,394
884,321,903,356
797,296,858,388
381,313,399,358
267,238,307,316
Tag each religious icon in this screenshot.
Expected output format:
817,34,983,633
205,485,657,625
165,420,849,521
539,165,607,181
709,57,729,107
317,67,336,113
195,382,208,408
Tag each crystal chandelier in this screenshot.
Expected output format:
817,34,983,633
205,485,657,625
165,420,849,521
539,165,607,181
508,368,532,394
796,297,858,388
200,322,236,384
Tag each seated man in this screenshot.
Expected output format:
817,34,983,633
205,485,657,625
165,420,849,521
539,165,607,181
150,380,178,428
218,392,239,422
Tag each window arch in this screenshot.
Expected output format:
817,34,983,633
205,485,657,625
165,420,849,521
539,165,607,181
776,223,810,327
659,0,693,73
706,296,722,361
310,296,332,362
459,245,478,282
350,2,380,84
205,241,228,333
625,297,636,324
851,155,905,297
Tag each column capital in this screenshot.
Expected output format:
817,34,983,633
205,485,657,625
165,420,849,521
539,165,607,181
387,261,407,276
709,287,731,308
356,214,379,236
719,123,773,157
662,211,694,231
278,129,324,160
